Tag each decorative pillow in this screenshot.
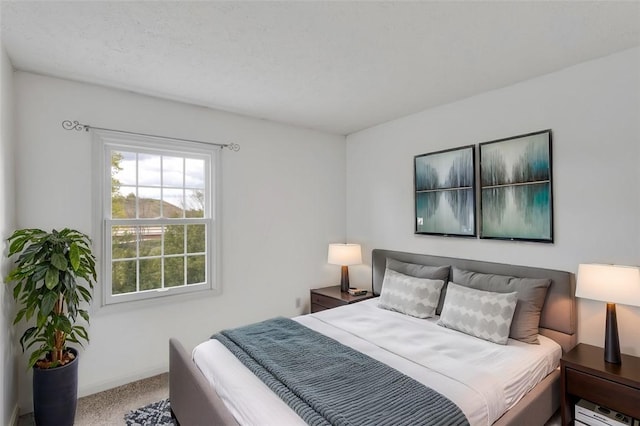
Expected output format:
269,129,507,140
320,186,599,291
378,268,444,319
437,283,518,345
451,268,551,344
386,258,450,315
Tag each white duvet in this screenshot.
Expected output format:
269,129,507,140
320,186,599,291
192,298,561,426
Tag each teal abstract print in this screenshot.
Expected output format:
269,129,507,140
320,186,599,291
480,130,553,242
414,146,475,236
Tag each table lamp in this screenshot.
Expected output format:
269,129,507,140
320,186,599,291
328,243,362,292
576,263,640,364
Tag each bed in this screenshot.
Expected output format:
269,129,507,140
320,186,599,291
169,249,577,425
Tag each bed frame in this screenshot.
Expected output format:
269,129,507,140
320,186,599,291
169,249,576,425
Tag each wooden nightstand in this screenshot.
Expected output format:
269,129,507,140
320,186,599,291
310,285,374,313
560,343,640,425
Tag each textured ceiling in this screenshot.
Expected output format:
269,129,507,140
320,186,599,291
2,1,639,135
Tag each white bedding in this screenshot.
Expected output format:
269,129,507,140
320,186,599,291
192,298,561,426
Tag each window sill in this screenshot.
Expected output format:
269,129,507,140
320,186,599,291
91,285,222,317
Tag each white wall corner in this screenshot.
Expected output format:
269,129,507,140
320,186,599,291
9,403,19,426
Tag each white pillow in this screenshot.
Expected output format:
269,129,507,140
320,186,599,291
378,268,444,319
437,282,518,345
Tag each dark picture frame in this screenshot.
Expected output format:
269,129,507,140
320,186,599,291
414,145,476,237
479,130,553,242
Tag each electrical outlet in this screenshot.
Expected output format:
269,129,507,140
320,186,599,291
295,297,301,308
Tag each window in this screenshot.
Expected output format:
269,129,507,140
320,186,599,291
95,131,220,305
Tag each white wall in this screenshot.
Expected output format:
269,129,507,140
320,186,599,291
13,72,346,412
346,47,640,356
0,45,18,425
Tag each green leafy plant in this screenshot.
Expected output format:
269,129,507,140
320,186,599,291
6,228,96,369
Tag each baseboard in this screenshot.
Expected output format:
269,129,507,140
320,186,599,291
78,366,168,398
9,402,19,426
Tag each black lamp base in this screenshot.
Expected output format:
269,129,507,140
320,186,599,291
604,303,621,364
340,265,350,292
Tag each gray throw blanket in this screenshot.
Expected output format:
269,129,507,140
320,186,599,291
212,317,469,426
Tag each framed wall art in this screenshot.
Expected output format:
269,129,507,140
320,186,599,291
414,145,476,237
479,130,553,242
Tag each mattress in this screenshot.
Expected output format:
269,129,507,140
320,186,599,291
193,298,561,426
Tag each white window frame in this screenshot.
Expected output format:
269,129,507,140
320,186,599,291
93,130,221,306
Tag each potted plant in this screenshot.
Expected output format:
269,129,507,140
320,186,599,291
5,228,96,426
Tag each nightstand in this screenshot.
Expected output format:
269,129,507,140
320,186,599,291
310,285,374,313
560,343,640,425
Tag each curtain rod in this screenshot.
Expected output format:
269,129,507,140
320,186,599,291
61,120,240,151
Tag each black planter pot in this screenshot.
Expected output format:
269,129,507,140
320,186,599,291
32,348,79,426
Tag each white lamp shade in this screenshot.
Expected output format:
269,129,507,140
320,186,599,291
327,244,362,266
576,264,640,307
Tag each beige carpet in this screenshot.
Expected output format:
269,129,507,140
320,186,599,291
18,373,168,426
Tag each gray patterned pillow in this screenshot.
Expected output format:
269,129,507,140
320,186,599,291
451,267,551,344
437,282,518,345
379,268,444,319
385,258,450,315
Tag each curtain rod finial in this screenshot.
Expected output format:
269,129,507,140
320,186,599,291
62,120,87,132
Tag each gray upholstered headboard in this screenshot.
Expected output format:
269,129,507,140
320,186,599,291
371,249,577,353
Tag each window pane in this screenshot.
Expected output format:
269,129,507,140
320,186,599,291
112,151,136,186
112,194,127,219
163,189,184,218
185,189,204,218
139,226,162,257
138,187,161,218
187,255,205,285
112,260,136,294
185,158,205,188
163,156,184,188
187,224,206,253
164,256,184,288
164,225,184,255
139,258,161,290
112,226,137,259
113,187,137,219
138,153,161,186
